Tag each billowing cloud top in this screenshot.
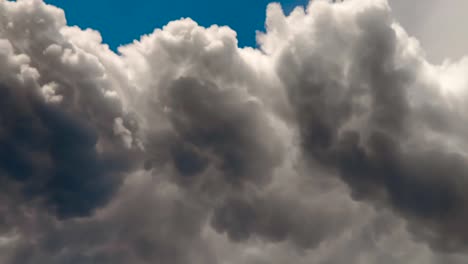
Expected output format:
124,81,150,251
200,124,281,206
1,0,468,263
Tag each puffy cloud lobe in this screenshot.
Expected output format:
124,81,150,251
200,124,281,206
0,0,138,218
163,77,283,186
2,0,468,263
269,0,468,251
211,188,356,248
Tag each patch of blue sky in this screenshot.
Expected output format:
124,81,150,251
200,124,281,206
44,0,309,51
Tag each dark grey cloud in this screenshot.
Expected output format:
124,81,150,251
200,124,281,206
211,190,352,249
274,0,468,252
163,77,283,186
1,0,468,263
0,2,138,218
0,82,127,218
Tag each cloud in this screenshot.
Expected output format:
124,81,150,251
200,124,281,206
268,0,468,252
1,0,468,263
0,0,142,220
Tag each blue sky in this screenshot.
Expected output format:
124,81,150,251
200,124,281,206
44,0,309,51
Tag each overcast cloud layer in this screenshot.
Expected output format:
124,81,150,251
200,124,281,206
1,0,468,263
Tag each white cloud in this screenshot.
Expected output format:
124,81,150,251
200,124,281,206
1,0,468,263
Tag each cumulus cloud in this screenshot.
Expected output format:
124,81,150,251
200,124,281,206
1,0,468,263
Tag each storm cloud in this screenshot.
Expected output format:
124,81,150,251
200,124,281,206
1,0,468,263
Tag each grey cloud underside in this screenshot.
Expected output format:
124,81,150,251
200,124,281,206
0,17,135,219
0,81,127,218
1,0,468,263
277,3,468,251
